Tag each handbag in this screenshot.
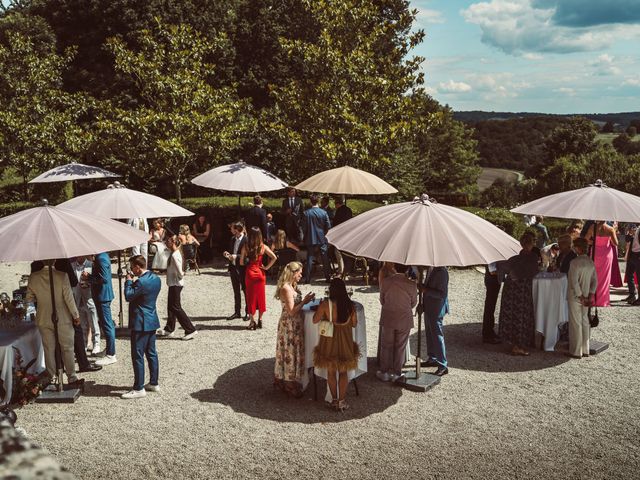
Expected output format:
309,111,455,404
319,299,334,338
589,306,599,328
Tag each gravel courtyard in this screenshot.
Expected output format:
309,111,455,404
1,261,639,479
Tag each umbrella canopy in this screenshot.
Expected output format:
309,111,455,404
191,161,288,193
0,203,150,262
294,166,397,195
58,182,193,219
29,163,120,183
510,179,640,222
326,194,521,266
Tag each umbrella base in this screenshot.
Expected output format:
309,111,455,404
36,385,81,404
396,371,441,392
115,327,131,338
590,340,609,355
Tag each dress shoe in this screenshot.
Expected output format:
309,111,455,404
483,336,501,344
67,378,85,389
78,363,102,373
243,314,250,322
226,313,241,321
624,294,636,304
433,367,449,377
420,359,439,367
564,353,581,359
633,298,640,306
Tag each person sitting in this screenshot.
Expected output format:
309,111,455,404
377,263,417,382
266,213,277,245
178,224,200,270
312,278,360,412
192,215,212,263
554,234,577,274
149,218,170,271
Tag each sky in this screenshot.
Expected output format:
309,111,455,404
410,0,640,113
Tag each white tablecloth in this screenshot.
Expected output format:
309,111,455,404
302,300,367,397
0,324,45,405
532,272,569,351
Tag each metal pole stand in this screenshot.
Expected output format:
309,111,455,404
115,250,131,338
396,287,441,392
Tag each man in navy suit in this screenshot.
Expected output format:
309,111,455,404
85,252,117,366
223,221,248,320
245,195,268,239
301,194,332,284
122,255,161,399
420,266,449,376
282,187,304,243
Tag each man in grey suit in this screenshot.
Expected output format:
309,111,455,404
567,237,597,359
301,194,332,284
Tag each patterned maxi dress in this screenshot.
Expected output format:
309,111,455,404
274,289,306,397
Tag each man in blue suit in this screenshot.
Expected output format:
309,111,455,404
301,194,332,284
420,266,449,376
122,255,162,399
85,252,117,366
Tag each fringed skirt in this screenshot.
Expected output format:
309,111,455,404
313,322,360,372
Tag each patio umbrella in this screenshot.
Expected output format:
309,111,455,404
326,194,521,391
0,202,149,393
59,182,194,328
294,165,397,195
28,162,120,183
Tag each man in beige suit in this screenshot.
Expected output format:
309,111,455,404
26,260,83,385
567,237,598,359
377,263,417,382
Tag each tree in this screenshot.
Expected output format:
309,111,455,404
601,121,614,133
627,126,637,138
94,21,253,202
268,0,424,182
544,117,598,163
0,14,93,201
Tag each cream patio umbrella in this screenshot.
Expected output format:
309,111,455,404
28,163,120,184
326,194,521,391
0,202,149,397
59,182,194,329
294,165,397,195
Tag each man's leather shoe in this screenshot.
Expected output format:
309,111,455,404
625,294,636,304
78,363,102,373
67,378,85,390
420,359,438,367
433,367,449,377
483,336,501,344
243,314,250,322
226,313,241,321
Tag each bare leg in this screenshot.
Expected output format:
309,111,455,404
327,368,338,400
338,371,349,400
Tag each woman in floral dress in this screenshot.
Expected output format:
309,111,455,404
274,261,315,397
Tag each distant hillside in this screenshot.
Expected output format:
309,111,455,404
454,111,640,128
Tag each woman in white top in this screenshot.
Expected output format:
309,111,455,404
157,236,198,340
150,218,170,271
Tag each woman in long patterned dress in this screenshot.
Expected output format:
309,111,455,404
240,227,277,330
499,233,540,356
313,278,360,411
273,262,315,397
585,221,618,306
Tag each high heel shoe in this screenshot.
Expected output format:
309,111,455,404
257,319,263,329
334,399,349,412
247,321,257,330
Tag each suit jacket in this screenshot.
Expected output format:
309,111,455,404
567,254,597,303
89,252,114,303
228,234,247,271
124,270,161,332
380,273,417,330
245,206,268,239
422,267,449,320
332,204,353,227
301,206,331,246
26,267,80,327
282,196,304,217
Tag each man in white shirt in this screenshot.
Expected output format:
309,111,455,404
71,256,101,355
127,217,149,264
223,222,248,320
625,224,640,304
567,237,598,359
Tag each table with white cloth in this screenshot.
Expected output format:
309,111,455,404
532,271,569,351
0,323,45,405
302,300,367,400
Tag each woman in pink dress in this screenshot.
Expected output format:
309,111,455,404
240,227,277,330
586,221,619,306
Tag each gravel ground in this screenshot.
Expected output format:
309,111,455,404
1,260,639,480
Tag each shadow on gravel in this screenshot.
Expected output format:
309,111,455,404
81,382,131,398
190,316,228,322
195,324,248,331
199,270,229,277
409,322,569,373
191,357,402,423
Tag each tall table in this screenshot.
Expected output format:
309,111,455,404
532,272,569,351
0,323,45,405
302,300,367,400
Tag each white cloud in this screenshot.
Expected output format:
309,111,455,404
623,78,640,87
414,7,444,25
438,80,472,93
590,54,622,76
554,87,576,96
523,53,543,60
465,72,529,98
461,0,640,55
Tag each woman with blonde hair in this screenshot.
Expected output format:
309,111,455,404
178,224,200,268
273,262,315,397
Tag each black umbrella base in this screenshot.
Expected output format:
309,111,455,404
396,371,441,392
590,340,609,355
36,385,81,404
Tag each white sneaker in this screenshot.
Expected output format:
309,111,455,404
182,330,199,341
91,346,102,355
95,355,117,366
144,384,160,392
375,370,390,382
156,329,174,337
121,389,146,399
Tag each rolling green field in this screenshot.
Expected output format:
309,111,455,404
477,167,522,191
597,132,640,144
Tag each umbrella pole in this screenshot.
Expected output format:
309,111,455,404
117,251,124,328
237,194,241,219
48,265,64,393
415,292,423,377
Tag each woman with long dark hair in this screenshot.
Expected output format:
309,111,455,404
312,278,360,411
240,227,277,330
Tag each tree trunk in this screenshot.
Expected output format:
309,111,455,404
22,173,29,203
175,176,182,205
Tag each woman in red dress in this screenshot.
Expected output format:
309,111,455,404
240,227,277,330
